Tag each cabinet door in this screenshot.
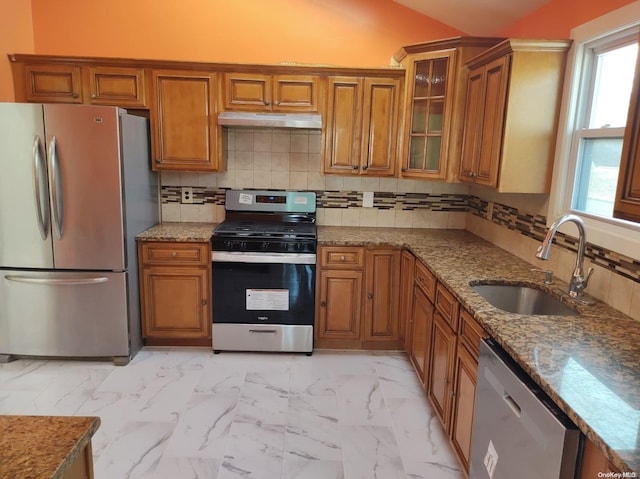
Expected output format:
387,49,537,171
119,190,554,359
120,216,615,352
316,269,363,340
476,55,509,187
401,50,456,179
23,64,83,103
360,77,401,176
450,342,478,473
615,41,640,222
399,250,416,352
224,73,271,110
409,286,433,386
323,76,363,174
272,75,319,112
85,66,146,107
459,66,485,183
140,267,211,340
428,311,457,428
150,70,220,171
363,249,401,341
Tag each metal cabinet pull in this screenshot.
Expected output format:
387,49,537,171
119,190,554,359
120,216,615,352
352,165,359,169
320,301,327,307
202,299,207,305
171,252,177,257
367,293,373,299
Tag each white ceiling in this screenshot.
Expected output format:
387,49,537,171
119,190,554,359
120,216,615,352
393,0,551,35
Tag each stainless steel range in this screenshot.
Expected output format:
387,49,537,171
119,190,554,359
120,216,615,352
211,190,317,354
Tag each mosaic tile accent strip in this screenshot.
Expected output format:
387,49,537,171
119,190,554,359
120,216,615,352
468,196,640,284
161,187,469,211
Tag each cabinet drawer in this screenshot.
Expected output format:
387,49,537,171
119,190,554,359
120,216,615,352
415,260,436,302
140,242,210,266
320,246,365,269
435,283,460,330
458,308,487,359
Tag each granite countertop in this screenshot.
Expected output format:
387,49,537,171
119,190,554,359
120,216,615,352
318,226,640,473
136,222,218,242
136,221,639,471
0,415,100,479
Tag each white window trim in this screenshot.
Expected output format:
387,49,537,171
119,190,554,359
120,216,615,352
548,0,640,260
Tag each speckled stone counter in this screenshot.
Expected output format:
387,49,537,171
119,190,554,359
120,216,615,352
0,415,100,479
319,226,640,473
136,222,217,242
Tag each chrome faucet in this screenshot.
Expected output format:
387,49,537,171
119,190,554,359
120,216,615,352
536,214,594,298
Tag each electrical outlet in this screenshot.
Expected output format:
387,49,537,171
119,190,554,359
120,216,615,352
181,187,194,204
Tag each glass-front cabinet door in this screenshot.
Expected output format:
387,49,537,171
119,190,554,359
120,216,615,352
401,50,456,179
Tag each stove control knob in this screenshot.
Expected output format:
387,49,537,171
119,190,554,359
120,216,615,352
224,241,233,251
261,241,270,251
240,241,247,251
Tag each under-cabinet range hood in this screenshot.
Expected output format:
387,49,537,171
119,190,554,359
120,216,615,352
217,111,322,129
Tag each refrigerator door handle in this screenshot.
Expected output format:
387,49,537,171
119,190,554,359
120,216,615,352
32,135,50,240
4,275,109,285
49,136,64,239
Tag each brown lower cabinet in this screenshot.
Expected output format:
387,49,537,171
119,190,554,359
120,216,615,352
580,437,622,479
138,240,212,346
315,245,401,349
398,252,488,476
62,443,94,479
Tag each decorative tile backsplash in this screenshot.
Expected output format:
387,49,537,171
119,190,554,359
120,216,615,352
468,196,640,284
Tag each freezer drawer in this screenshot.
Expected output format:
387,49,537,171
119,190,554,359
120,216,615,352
470,339,580,479
0,270,130,359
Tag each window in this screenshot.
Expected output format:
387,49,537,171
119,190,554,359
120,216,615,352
570,31,638,218
548,2,640,259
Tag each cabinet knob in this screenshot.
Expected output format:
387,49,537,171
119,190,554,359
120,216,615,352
352,165,359,170
320,301,327,307
274,101,280,106
402,167,408,172
91,94,96,98
362,165,369,171
264,101,271,106
72,93,79,98
367,293,373,299
171,252,177,257
340,255,345,261
155,159,161,164
202,299,207,305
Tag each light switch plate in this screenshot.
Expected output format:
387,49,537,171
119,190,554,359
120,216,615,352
362,191,374,208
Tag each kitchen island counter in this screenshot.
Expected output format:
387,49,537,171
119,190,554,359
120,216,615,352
0,415,100,479
319,226,640,474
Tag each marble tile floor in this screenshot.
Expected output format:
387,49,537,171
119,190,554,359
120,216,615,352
0,348,465,479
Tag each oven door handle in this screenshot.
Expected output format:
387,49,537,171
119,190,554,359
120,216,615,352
211,251,316,265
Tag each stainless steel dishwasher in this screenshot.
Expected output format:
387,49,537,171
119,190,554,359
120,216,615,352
470,338,581,479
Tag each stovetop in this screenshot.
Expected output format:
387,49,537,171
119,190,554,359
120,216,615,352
214,220,316,238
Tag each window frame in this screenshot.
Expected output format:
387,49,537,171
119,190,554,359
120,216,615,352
548,1,640,260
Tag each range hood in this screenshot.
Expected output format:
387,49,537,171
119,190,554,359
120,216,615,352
217,111,322,129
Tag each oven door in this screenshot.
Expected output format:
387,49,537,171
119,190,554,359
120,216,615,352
212,252,316,326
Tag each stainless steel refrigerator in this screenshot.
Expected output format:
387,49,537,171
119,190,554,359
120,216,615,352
0,103,158,365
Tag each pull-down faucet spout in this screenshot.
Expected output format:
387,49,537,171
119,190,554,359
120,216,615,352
536,214,593,299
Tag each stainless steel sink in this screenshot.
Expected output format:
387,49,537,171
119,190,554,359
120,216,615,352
471,284,578,316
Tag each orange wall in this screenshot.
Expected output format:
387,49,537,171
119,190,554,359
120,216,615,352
0,0,34,101
29,0,460,67
501,0,638,37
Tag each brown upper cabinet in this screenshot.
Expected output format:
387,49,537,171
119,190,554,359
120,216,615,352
11,58,146,107
614,40,640,222
459,39,571,193
223,73,321,112
149,70,221,172
394,37,503,181
83,66,146,108
323,74,403,176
